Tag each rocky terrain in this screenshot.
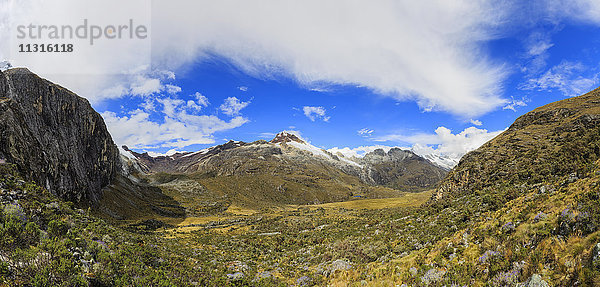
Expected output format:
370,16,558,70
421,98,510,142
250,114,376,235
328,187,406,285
356,147,447,192
0,68,120,203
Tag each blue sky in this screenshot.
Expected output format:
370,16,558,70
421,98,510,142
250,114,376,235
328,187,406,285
3,1,600,159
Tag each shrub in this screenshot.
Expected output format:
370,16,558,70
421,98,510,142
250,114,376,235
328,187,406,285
47,220,68,239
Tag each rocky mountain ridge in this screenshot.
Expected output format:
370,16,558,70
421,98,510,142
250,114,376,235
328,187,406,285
122,131,447,193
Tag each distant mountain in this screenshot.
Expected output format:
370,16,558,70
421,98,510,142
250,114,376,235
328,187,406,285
357,148,447,192
121,131,447,210
413,150,460,170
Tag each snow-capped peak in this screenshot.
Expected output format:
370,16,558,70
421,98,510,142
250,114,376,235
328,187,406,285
327,144,462,170
410,143,460,170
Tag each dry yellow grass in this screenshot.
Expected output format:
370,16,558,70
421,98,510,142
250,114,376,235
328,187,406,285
226,205,259,215
296,190,432,210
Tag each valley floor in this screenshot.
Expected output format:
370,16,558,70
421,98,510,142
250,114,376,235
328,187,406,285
3,160,600,286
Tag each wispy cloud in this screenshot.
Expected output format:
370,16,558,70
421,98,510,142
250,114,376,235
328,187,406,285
469,119,483,126
520,31,554,75
220,97,251,116
520,61,599,97
303,106,330,122
503,97,528,112
357,128,374,137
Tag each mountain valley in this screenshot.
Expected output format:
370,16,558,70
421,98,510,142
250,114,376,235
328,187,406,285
1,68,600,286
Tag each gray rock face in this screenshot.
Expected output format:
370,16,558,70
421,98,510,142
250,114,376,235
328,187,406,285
0,68,119,203
519,274,550,287
357,148,447,191
329,259,352,273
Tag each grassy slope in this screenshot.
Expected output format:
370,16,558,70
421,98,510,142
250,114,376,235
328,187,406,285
149,165,405,217
1,162,438,286
338,87,600,286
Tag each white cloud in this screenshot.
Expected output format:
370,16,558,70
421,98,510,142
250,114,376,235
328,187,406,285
102,96,249,149
238,86,248,92
303,106,330,122
4,1,600,117
503,97,528,112
131,78,162,96
540,0,600,24
220,97,250,116
90,66,179,101
375,126,504,158
166,84,182,95
470,119,483,126
520,61,599,97
520,31,554,75
145,0,516,117
357,128,374,136
184,92,210,111
194,92,210,107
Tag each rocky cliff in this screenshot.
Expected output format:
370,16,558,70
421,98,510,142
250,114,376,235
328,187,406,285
0,68,120,203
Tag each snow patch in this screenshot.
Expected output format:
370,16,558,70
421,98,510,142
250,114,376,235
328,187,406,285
182,148,210,157
337,155,363,168
286,141,330,158
147,149,184,157
118,146,137,160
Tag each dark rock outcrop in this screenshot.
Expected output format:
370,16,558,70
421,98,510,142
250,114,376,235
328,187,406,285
0,68,120,203
269,131,305,144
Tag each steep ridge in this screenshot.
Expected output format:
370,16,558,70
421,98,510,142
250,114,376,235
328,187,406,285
0,68,119,203
382,87,600,285
434,86,600,202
